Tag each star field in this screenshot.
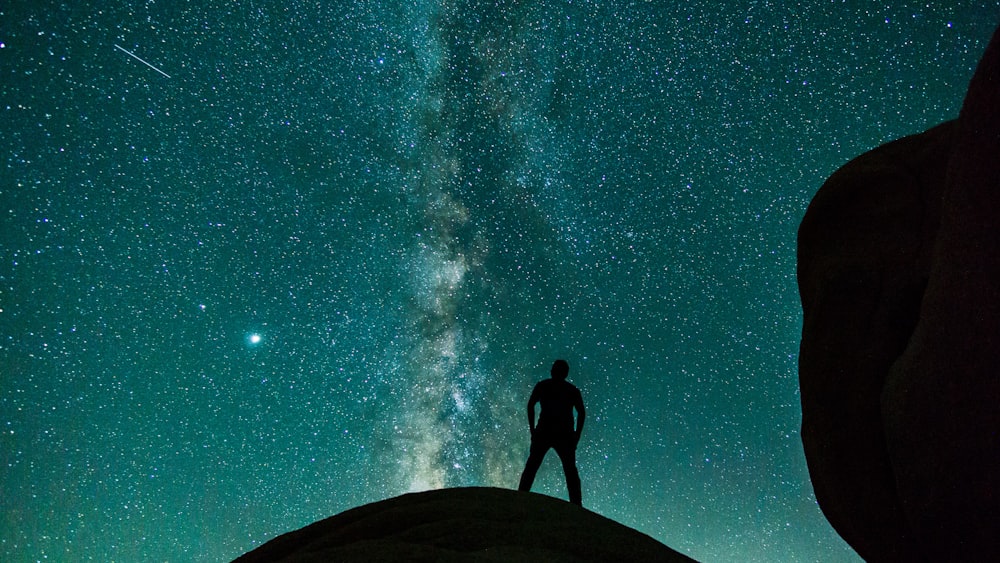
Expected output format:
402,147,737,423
3,2,999,561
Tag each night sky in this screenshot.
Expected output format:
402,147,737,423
3,2,998,561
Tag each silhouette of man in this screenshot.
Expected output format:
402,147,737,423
518,359,585,506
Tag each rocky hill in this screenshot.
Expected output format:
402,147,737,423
233,487,696,562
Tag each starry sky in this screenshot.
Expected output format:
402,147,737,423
2,2,998,561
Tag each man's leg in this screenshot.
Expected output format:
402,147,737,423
554,440,582,506
518,438,549,492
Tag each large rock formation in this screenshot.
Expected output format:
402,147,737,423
798,25,1000,562
232,487,696,562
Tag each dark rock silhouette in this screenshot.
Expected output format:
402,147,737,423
232,487,696,562
798,117,954,563
798,24,1000,562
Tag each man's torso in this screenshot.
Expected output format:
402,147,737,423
534,378,580,434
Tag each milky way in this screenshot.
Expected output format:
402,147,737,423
393,0,579,493
2,2,998,561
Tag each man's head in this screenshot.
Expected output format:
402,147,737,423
551,359,569,380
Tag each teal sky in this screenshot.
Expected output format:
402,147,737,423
3,2,998,561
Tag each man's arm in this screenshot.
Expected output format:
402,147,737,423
526,387,538,434
574,389,585,440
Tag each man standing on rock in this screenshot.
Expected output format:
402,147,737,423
518,359,586,506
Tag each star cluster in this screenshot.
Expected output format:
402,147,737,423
2,2,998,561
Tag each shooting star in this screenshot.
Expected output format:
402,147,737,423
114,44,171,78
